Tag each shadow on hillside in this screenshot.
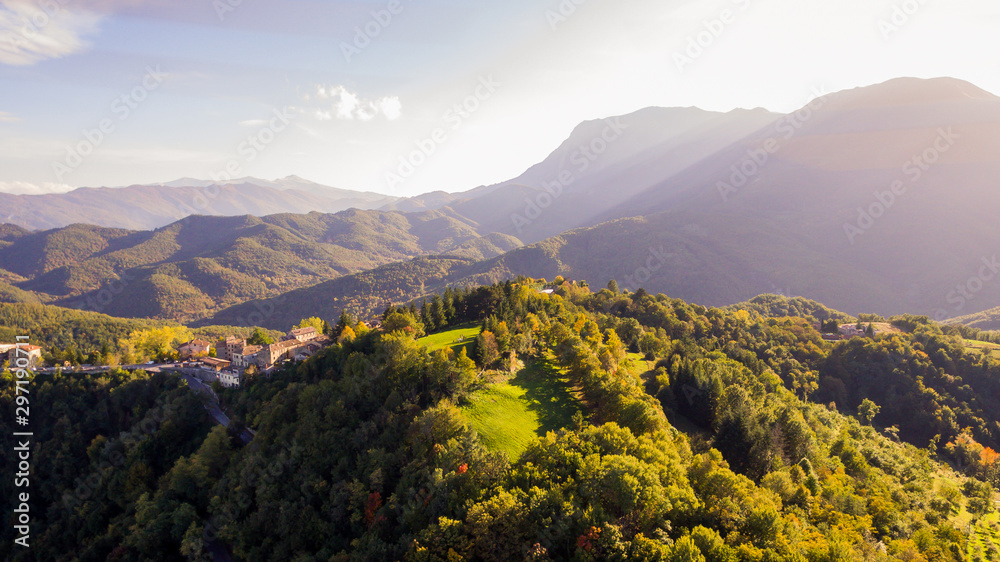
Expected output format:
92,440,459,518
510,360,581,435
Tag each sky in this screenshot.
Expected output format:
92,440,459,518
0,0,999,197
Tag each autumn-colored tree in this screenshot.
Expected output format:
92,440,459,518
475,331,500,368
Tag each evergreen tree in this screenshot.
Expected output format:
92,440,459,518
420,299,434,331
431,295,447,330
334,310,356,339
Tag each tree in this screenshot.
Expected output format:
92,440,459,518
475,331,500,368
338,325,356,344
670,536,706,562
492,321,511,352
382,311,425,338
420,299,434,331
858,398,880,426
180,521,211,561
607,279,620,294
119,326,191,362
431,295,447,330
247,328,274,346
295,317,325,333
443,288,457,322
964,479,994,518
333,310,356,338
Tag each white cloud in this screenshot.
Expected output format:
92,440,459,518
0,0,103,66
379,97,402,120
301,85,402,121
0,180,75,194
0,110,16,122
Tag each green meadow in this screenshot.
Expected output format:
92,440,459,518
460,359,581,459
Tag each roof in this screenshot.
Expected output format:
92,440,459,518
202,357,231,367
1,343,41,350
291,327,318,336
239,345,263,355
269,339,304,351
189,339,212,346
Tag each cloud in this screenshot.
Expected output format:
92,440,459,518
0,110,16,122
0,0,103,66
302,85,402,121
0,180,75,194
380,97,402,120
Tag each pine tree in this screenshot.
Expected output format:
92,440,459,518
334,310,355,339
443,288,457,321
431,295,447,329
420,299,433,331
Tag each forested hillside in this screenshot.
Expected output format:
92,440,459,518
0,302,276,366
0,210,520,323
6,281,1000,560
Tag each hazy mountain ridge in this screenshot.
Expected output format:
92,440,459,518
0,176,401,231
440,106,782,243
573,77,1000,316
945,307,1000,331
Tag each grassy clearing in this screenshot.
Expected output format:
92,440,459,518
928,469,1000,560
964,339,1000,359
969,512,1000,560
418,323,481,354
625,352,654,375
461,359,581,460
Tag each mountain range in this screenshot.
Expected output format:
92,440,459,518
2,77,999,326
0,212,520,323
0,176,399,231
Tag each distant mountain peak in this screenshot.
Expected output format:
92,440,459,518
822,76,999,110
